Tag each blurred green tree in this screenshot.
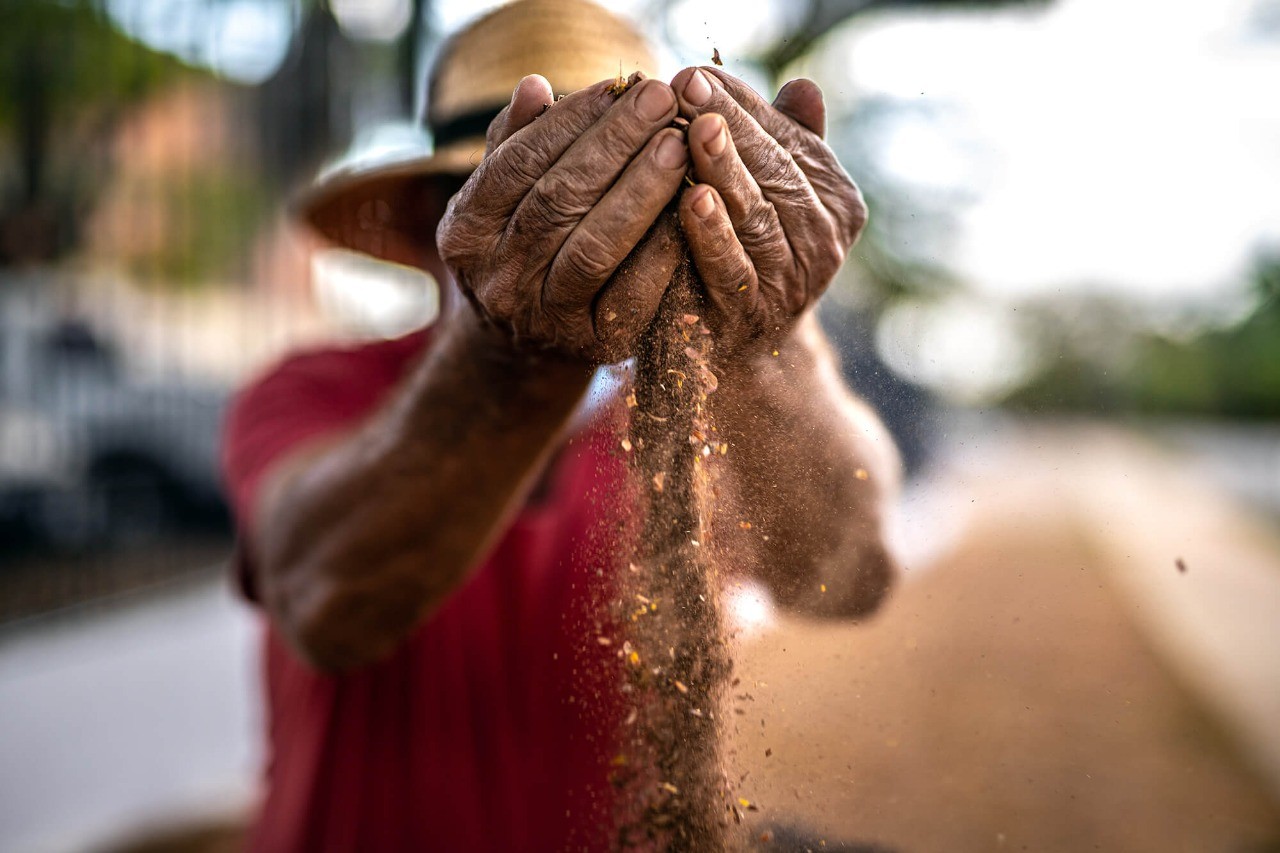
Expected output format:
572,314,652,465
1009,253,1280,419
0,0,190,267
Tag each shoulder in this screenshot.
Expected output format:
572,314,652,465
221,327,433,512
230,328,432,419
248,327,431,393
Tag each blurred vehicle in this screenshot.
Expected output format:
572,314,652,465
0,304,228,551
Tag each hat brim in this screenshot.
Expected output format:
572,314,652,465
293,137,484,261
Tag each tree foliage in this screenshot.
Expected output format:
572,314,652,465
1008,254,1280,419
0,0,191,265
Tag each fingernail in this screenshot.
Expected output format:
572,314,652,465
702,119,728,156
636,81,674,121
684,70,713,107
656,134,686,169
692,188,716,219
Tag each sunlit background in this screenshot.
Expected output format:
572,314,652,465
2,0,1278,850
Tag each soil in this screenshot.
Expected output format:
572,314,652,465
611,255,738,850
722,454,1280,851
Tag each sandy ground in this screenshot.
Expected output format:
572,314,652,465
726,433,1280,852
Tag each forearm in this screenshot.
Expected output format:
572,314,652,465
255,307,593,670
711,312,899,616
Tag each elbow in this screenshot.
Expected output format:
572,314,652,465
265,570,409,673
838,543,896,619
779,541,897,621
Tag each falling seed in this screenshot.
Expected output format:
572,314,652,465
737,283,748,292
855,468,869,481
771,349,779,357
674,680,689,694
607,63,633,97
718,443,729,455
820,584,827,594
605,310,618,322
681,313,700,325
739,521,752,530
621,438,633,452
625,391,638,408
597,636,613,646
629,651,641,665
653,472,666,492
661,782,679,794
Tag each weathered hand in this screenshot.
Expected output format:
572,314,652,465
436,74,689,364
671,67,868,360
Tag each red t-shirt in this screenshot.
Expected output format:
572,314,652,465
222,328,628,852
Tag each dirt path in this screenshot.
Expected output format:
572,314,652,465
726,440,1280,852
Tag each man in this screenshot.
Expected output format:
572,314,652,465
223,0,899,849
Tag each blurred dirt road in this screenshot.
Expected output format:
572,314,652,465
728,427,1280,852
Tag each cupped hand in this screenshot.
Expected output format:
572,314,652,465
671,67,868,361
436,73,689,364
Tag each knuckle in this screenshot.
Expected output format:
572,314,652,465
755,146,801,193
474,279,516,323
557,231,617,285
436,208,473,266
845,189,869,242
703,226,744,268
738,201,780,247
696,236,752,288
596,109,650,151
493,136,546,188
524,170,591,230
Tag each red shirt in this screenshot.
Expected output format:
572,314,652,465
222,328,627,851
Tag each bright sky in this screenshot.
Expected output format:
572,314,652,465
824,0,1280,303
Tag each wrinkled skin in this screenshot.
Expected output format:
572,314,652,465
436,66,869,365
251,67,894,675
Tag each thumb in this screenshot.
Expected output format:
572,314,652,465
773,78,826,139
486,74,554,154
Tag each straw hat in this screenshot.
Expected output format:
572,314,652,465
299,0,658,259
